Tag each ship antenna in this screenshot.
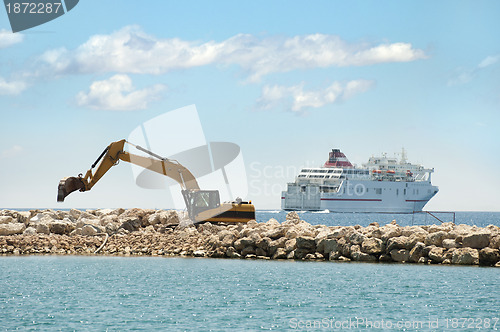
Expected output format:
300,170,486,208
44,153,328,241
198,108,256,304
401,147,407,164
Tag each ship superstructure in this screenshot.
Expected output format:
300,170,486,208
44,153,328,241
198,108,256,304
281,149,438,213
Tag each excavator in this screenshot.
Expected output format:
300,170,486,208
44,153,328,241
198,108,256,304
57,139,255,224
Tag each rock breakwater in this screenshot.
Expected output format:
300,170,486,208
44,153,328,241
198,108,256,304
1,209,499,266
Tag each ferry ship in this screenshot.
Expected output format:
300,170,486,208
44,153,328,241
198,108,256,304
281,149,438,213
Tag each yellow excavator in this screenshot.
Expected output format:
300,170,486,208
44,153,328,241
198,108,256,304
57,139,255,224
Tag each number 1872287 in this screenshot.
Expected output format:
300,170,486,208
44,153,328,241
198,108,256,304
6,2,62,14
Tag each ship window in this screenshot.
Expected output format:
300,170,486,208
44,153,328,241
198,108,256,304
396,189,399,195
404,189,406,195
375,188,382,195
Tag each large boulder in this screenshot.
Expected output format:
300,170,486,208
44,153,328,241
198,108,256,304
409,242,426,263
407,232,428,246
0,223,25,235
442,239,459,249
351,251,377,262
479,248,500,266
294,224,317,238
49,219,75,235
386,236,413,251
448,224,474,239
283,211,300,225
81,224,98,236
349,232,366,245
35,223,50,235
452,248,479,265
272,248,287,259
428,247,446,263
293,248,314,260
69,208,82,220
0,216,14,224
361,238,384,255
380,225,402,241
241,246,256,257
328,227,349,239
268,237,287,256
160,210,180,226
462,232,490,249
95,209,115,217
295,236,316,250
0,210,30,224
23,227,37,235
490,236,500,249
119,217,141,232
366,227,383,239
390,249,410,262
262,226,287,239
317,238,339,255
401,226,427,237
147,210,179,226
220,232,238,248
234,235,258,251
256,237,271,252
285,238,297,253
425,231,449,247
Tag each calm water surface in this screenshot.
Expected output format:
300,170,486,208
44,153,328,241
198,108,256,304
257,211,500,228
1,256,499,331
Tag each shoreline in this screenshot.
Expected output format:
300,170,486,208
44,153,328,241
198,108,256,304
1,209,499,266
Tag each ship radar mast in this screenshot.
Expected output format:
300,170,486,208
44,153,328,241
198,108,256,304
400,147,407,164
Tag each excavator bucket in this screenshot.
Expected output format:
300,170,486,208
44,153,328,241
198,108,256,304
57,177,85,202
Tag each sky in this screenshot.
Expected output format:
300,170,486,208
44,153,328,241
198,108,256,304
0,1,499,211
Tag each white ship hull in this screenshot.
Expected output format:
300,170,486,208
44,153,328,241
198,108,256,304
281,180,438,213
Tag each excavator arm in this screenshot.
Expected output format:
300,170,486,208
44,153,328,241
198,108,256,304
57,139,255,224
57,139,199,202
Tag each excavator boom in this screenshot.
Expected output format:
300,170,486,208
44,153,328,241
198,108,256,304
57,139,200,202
57,139,255,223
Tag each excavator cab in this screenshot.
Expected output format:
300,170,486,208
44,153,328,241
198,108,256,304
182,189,255,224
182,190,221,221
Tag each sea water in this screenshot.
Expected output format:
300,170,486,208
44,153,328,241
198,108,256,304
0,256,499,331
1,211,499,331
256,211,500,228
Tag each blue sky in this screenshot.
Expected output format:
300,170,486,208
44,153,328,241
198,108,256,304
0,1,499,211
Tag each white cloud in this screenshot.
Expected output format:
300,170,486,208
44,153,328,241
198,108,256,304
1,145,23,158
448,54,499,86
256,80,375,113
75,74,166,111
0,76,27,95
0,29,23,49
37,26,427,82
478,55,499,69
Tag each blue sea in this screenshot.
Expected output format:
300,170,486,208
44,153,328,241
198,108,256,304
257,211,500,228
1,211,499,331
